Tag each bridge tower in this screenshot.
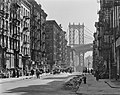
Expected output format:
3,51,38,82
69,23,84,72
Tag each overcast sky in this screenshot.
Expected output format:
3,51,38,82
35,0,99,56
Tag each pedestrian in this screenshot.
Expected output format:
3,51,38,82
82,74,87,84
12,69,16,78
31,69,34,76
16,68,19,78
95,70,99,81
36,69,40,78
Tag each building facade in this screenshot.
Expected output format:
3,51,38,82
45,20,65,70
0,0,47,78
59,31,67,68
19,0,31,75
0,0,22,77
28,0,47,70
94,0,120,79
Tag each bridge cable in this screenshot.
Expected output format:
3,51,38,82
84,36,93,40
84,29,93,37
84,34,94,39
84,26,94,34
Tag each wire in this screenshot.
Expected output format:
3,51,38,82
84,36,93,40
84,29,93,37
84,26,94,34
84,34,94,39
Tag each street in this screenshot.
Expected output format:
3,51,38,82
0,73,76,95
1,73,120,95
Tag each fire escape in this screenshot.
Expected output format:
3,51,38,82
30,12,37,65
96,0,120,79
0,1,9,70
9,2,20,68
21,13,30,70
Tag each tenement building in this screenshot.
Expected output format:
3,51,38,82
0,0,21,77
0,0,47,78
94,0,120,79
27,0,47,70
45,20,66,70
19,0,31,76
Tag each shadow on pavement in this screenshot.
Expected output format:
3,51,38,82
4,80,72,95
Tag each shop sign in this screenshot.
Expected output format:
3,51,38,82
116,37,120,47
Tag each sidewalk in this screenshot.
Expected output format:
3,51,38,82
0,75,35,84
0,73,51,84
105,79,120,88
76,74,120,95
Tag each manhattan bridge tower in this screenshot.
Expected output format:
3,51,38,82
69,23,84,72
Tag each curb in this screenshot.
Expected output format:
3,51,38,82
0,73,52,84
0,76,35,84
104,81,120,88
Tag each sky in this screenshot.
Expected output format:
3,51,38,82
35,0,99,57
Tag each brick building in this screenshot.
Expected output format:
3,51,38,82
27,0,47,70
45,20,67,70
94,0,120,79
0,0,47,77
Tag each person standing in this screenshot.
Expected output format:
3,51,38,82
12,69,16,77
31,69,34,76
36,69,40,78
16,68,19,78
95,70,99,81
82,74,87,84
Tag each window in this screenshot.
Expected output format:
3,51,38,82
9,23,12,34
21,20,23,27
14,13,17,19
28,11,29,17
26,35,27,41
118,7,120,17
26,10,27,16
0,19,3,29
21,6,23,15
24,47,25,54
11,39,13,49
104,35,109,43
14,26,17,35
0,3,4,10
25,22,27,27
18,27,20,39
21,46,22,52
24,34,25,41
6,21,8,30
24,8,25,16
